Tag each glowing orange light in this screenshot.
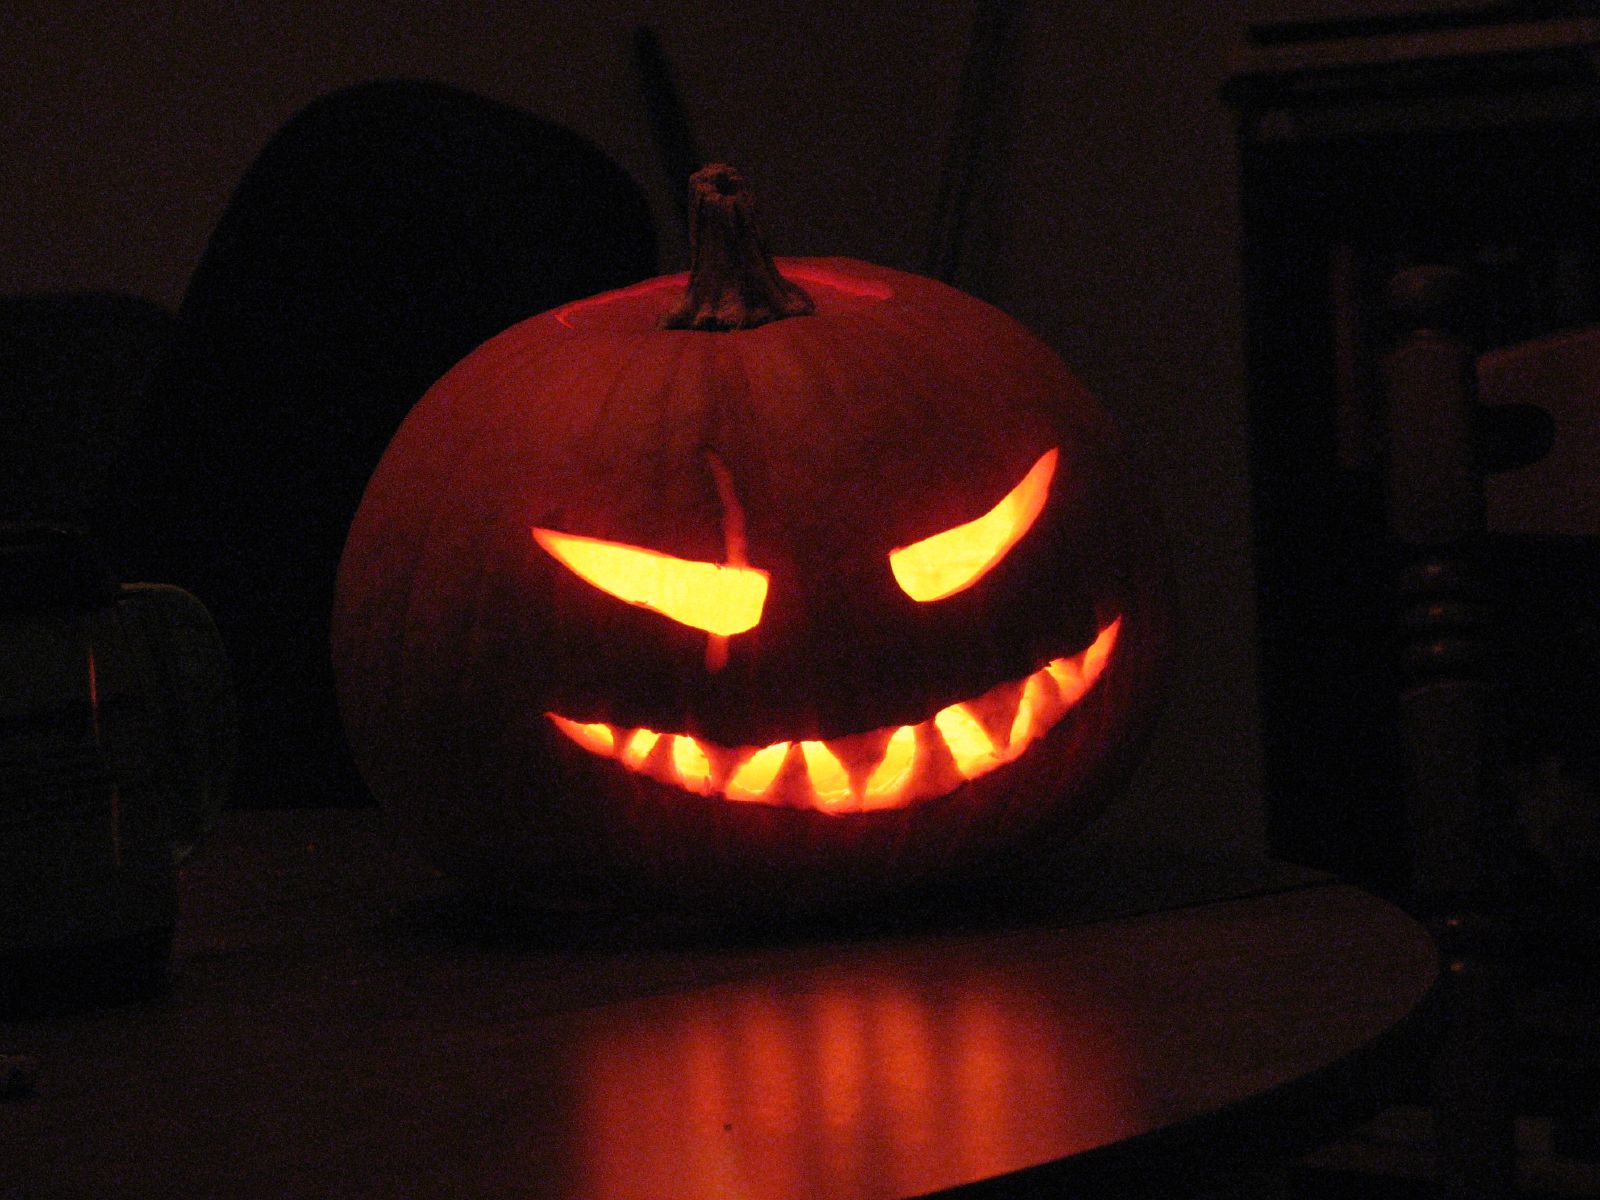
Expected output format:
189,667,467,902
863,726,917,808
1008,672,1049,752
889,448,1057,602
671,735,713,793
1082,621,1116,677
569,963,1133,1200
533,527,768,637
621,728,661,768
727,741,791,801
550,714,615,756
1046,656,1087,706
933,703,1000,779
800,740,853,810
546,617,1121,813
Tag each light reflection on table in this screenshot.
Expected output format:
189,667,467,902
565,950,1139,1199
7,811,1440,1200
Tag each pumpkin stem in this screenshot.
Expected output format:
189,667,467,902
660,164,815,331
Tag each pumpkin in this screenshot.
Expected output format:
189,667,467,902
332,165,1167,912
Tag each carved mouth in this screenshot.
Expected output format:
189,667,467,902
549,619,1120,814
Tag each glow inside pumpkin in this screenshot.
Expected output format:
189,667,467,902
550,617,1119,813
532,527,768,636
890,448,1057,601
533,444,1058,640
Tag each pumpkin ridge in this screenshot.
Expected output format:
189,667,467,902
850,288,1075,528
808,292,1030,536
356,335,587,786
404,335,655,755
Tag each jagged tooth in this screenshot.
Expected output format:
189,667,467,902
921,717,969,794
1047,653,1089,706
555,618,1127,809
698,736,744,795
1083,617,1120,682
769,742,815,808
965,675,1026,752
828,726,892,798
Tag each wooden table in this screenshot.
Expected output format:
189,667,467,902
3,809,1439,1199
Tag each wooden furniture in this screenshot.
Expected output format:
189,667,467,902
1369,264,1600,1198
1230,26,1600,1185
1383,266,1521,1200
4,808,1439,1199
1227,14,1600,891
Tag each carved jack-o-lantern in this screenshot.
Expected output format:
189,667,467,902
332,167,1167,910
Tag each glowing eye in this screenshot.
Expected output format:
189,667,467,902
888,448,1057,602
533,528,768,636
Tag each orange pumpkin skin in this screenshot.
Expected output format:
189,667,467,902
333,254,1168,911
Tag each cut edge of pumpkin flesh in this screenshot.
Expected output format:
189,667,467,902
548,618,1120,814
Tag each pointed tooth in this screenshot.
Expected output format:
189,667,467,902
701,737,746,795
922,717,969,794
826,726,893,798
1082,617,1120,683
705,634,729,672
769,744,816,809
963,675,1026,752
1048,619,1121,708
1047,655,1088,706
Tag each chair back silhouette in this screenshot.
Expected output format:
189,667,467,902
1381,264,1597,1199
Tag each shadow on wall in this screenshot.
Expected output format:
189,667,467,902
104,79,658,807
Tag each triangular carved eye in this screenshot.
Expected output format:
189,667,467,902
533,528,769,636
889,448,1057,602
